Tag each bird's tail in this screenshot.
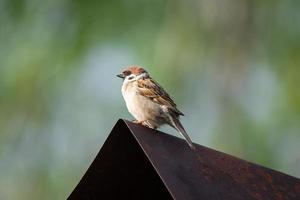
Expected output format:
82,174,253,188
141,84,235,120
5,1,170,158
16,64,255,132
170,116,195,150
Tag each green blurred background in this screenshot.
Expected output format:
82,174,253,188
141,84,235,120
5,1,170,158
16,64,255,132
1,0,300,199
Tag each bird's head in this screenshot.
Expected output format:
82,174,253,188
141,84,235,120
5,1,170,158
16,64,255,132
117,66,149,82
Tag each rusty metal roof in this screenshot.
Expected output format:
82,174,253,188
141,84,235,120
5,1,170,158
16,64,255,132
68,119,300,200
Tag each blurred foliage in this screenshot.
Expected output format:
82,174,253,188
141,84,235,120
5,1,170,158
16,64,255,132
0,0,300,199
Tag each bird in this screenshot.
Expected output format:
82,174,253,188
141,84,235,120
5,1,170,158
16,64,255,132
117,66,195,150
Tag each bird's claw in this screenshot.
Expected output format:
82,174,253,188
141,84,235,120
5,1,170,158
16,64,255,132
132,120,157,129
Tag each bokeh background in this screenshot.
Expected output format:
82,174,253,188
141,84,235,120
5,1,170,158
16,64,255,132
1,0,300,199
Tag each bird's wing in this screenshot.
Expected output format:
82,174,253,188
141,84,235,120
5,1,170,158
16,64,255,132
137,78,184,116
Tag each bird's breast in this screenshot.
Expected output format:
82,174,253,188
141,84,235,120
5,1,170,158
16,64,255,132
121,82,162,121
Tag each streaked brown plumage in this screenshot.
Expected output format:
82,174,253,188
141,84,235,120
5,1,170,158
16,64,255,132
117,66,195,149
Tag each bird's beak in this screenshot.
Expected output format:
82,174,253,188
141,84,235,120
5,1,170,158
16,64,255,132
117,73,125,79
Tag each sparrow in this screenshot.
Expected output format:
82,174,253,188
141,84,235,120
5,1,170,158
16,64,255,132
117,66,195,149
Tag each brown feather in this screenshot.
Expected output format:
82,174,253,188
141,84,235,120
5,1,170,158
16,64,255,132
125,66,146,75
137,78,184,116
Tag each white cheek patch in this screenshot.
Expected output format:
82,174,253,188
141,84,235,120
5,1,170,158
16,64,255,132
124,75,136,84
124,72,148,84
135,73,147,80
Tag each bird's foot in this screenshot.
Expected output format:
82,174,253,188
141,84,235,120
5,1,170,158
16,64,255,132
132,120,157,129
141,121,151,128
141,121,158,129
132,120,148,127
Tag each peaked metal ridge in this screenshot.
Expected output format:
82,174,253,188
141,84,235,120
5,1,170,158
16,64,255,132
69,119,300,200
68,118,173,200
122,119,300,200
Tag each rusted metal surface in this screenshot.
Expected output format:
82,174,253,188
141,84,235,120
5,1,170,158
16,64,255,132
69,119,300,200
68,119,172,200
